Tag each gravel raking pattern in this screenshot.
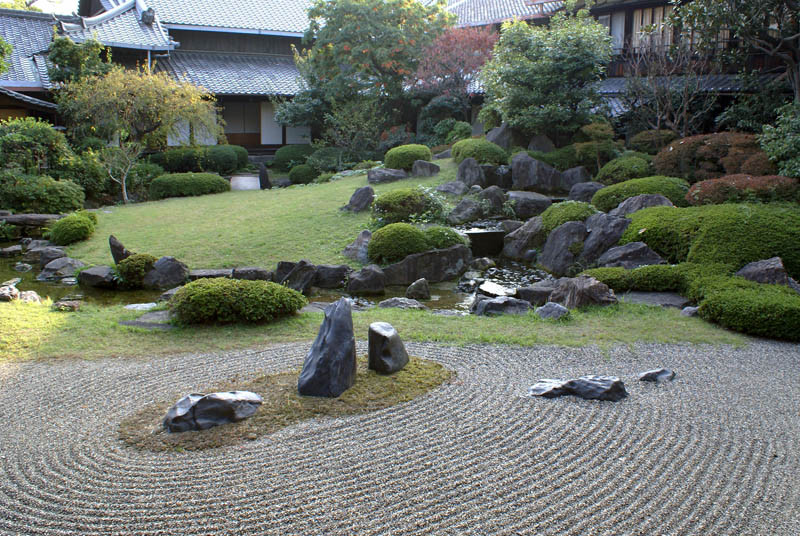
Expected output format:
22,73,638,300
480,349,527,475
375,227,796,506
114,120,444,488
0,341,798,535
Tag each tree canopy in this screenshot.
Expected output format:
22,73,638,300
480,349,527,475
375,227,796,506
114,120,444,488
0,37,10,76
47,36,112,84
0,0,41,11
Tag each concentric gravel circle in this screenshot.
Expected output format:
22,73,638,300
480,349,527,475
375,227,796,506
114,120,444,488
0,340,798,535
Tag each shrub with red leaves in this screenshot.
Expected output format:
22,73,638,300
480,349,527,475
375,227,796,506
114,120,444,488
685,174,799,205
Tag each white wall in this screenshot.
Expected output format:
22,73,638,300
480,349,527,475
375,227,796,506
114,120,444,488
260,101,282,144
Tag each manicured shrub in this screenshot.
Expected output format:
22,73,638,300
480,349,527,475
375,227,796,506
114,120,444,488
580,267,633,291
627,264,685,292
169,278,307,325
307,146,348,172
46,212,95,245
149,172,230,200
582,262,734,295
629,130,677,154
572,139,623,175
203,145,239,175
230,145,249,170
452,138,507,165
445,121,472,144
367,223,430,264
0,172,84,214
433,118,457,144
540,201,598,233
117,253,157,288
313,172,336,184
53,150,108,201
760,102,800,178
126,162,165,201
620,150,653,162
423,226,467,250
591,176,689,212
160,147,206,172
288,164,317,185
652,132,775,183
595,156,652,185
621,204,800,276
573,122,615,143
525,145,578,171
686,174,799,206
739,152,776,176
384,144,433,171
273,144,314,171
372,187,445,225
0,117,72,174
353,160,378,170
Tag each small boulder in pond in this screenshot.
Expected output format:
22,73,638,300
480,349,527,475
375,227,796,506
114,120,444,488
298,298,357,398
529,376,628,402
368,322,409,374
406,278,430,300
638,368,676,383
347,264,385,295
163,391,263,433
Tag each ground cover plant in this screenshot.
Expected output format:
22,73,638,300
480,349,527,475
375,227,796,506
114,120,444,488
686,174,799,205
540,201,598,233
591,176,690,212
595,156,652,185
118,355,453,451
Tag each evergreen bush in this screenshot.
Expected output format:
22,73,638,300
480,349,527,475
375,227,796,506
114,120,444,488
423,226,467,250
372,187,445,225
46,212,95,245
629,130,677,154
0,172,84,214
273,144,314,171
149,172,230,200
384,144,433,171
591,176,689,212
540,201,598,234
367,223,430,264
595,156,652,185
288,164,318,184
452,138,507,165
117,253,157,288
203,145,239,175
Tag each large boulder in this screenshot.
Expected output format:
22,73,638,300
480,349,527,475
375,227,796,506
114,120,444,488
568,181,605,203
383,244,472,286
259,163,271,189
735,257,800,292
562,167,592,191
482,165,513,189
474,296,532,316
406,278,431,300
298,298,357,398
162,391,263,433
343,230,372,264
368,322,409,374
280,260,317,294
232,266,272,281
314,264,351,289
109,235,133,265
597,242,665,270
273,261,297,283
514,280,559,306
535,302,570,320
579,213,631,264
478,185,507,214
528,134,556,153
38,247,66,267
0,245,22,257
78,265,117,289
508,191,551,220
501,216,544,261
538,221,588,277
189,269,233,281
378,297,427,310
485,122,514,149
529,376,628,402
411,160,440,177
342,186,375,212
456,157,486,188
142,256,189,290
347,264,385,295
367,168,407,184
436,181,469,196
608,194,674,218
37,257,86,281
510,152,565,194
549,276,618,309
447,198,484,225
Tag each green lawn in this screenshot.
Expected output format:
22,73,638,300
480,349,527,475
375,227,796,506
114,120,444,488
68,162,457,269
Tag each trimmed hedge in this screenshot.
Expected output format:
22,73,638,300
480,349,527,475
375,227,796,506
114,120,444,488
591,176,690,212
595,156,652,185
47,212,95,245
0,173,84,214
583,263,734,295
452,138,508,165
367,223,429,264
540,201,598,234
629,130,677,154
231,145,249,170
288,164,317,184
157,147,206,173
203,145,239,175
620,204,800,276
685,174,799,205
117,253,157,288
149,172,230,200
372,187,444,225
384,144,432,171
573,122,615,143
273,144,314,172
169,278,307,325
424,226,467,250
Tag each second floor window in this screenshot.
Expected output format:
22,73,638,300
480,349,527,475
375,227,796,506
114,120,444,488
632,6,674,51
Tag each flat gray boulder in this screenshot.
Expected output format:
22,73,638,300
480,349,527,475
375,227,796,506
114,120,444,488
538,221,588,277
735,257,800,292
515,280,558,306
343,230,371,264
378,297,427,310
457,157,486,188
0,245,22,257
342,186,375,212
568,181,605,203
508,191,551,220
347,264,385,295
535,302,569,320
143,256,189,290
368,322,409,374
597,242,665,270
367,168,407,184
37,257,85,281
620,291,689,309
189,269,233,281
411,160,440,177
383,244,472,286
38,247,66,267
298,298,357,398
511,152,565,194
163,391,263,433
529,376,628,402
434,148,451,159
609,194,674,218
78,265,117,289
436,181,469,196
232,266,272,280
314,264,350,289
549,276,617,309
474,296,532,316
447,198,484,225
639,368,676,383
580,213,631,264
478,185,507,214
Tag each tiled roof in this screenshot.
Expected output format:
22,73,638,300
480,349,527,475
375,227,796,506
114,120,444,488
60,0,175,51
0,9,60,88
157,51,301,96
0,85,57,110
444,0,564,27
596,74,768,95
146,0,314,35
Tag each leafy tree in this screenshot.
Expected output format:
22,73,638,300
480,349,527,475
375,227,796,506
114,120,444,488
479,1,612,141
0,37,10,76
673,0,800,102
760,103,800,178
47,36,112,83
0,0,41,11
321,97,384,162
56,67,220,203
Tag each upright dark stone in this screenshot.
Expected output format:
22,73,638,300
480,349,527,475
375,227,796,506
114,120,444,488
529,376,628,402
511,152,565,194
368,322,409,374
538,221,588,277
562,167,591,191
142,256,189,290
486,123,514,149
298,299,357,398
501,216,545,261
314,264,351,289
258,163,271,189
411,160,440,177
109,235,133,265
580,213,631,265
343,230,372,264
478,185,507,214
280,260,317,294
342,186,375,212
273,261,297,283
406,277,431,300
447,198,484,225
347,264,386,295
457,157,486,188
528,134,555,153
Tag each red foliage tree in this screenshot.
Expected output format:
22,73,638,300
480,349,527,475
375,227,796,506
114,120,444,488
414,26,498,96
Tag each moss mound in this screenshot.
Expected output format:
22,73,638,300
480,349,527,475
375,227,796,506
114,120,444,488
423,226,467,250
595,156,652,185
384,144,432,171
368,223,429,264
47,212,95,245
288,164,318,184
591,176,689,213
540,201,598,234
372,187,444,225
452,138,508,165
117,253,158,288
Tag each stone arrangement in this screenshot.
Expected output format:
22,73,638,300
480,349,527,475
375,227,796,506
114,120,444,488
163,391,263,433
529,375,629,402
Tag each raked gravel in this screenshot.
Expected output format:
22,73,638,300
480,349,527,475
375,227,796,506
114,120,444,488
0,340,798,535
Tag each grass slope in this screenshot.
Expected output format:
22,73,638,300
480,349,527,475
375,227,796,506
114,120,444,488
68,164,455,269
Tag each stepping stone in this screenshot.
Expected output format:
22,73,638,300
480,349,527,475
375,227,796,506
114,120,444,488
620,291,690,309
119,310,174,330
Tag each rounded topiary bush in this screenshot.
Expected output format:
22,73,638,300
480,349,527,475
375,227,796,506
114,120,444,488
424,226,467,250
685,174,799,205
384,144,433,171
629,130,677,154
47,212,95,245
230,145,249,170
540,201,598,233
372,187,444,225
273,144,314,172
149,172,230,200
445,121,472,144
595,156,652,185
117,253,157,288
0,173,85,214
591,176,690,212
169,278,307,325
367,223,430,264
203,145,239,175
288,164,318,184
452,138,508,165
